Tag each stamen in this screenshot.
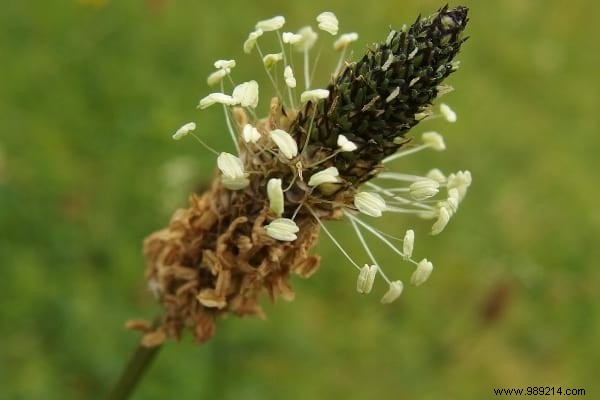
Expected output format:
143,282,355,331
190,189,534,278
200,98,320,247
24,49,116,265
265,218,299,242
306,206,361,270
440,103,457,122
380,280,404,304
255,43,285,101
356,264,378,294
172,122,196,141
376,172,424,182
431,206,450,235
403,230,414,260
385,206,432,214
345,212,415,267
304,48,310,89
267,178,284,216
220,81,240,154
382,145,428,163
189,133,219,156
364,182,434,211
349,217,391,284
410,259,433,286
300,106,317,155
276,32,295,109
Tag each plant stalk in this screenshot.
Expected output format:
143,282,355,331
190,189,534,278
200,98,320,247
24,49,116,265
107,340,162,400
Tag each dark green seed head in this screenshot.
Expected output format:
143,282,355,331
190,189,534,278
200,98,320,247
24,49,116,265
293,5,469,188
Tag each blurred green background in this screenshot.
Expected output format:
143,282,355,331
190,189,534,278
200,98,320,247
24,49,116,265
1,0,599,398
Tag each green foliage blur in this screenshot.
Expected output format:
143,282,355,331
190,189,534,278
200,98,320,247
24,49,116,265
1,0,599,398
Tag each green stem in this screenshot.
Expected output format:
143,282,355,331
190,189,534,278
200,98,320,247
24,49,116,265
107,339,162,400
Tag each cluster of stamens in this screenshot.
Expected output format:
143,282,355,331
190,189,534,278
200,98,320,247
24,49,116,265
170,11,471,304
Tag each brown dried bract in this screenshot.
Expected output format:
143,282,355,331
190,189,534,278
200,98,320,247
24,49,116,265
142,176,321,345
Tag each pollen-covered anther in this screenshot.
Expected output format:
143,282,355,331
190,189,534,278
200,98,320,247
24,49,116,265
267,178,284,216
411,259,433,286
172,122,196,140
403,229,414,260
300,89,329,103
293,26,318,52
255,16,285,31
447,170,472,200
333,32,358,51
440,103,457,123
431,206,451,235
426,168,447,183
284,65,296,88
354,192,386,217
380,280,404,304
356,264,378,294
216,152,249,190
265,218,299,241
409,179,440,201
207,69,229,86
232,81,259,108
242,124,261,144
422,131,446,151
262,53,283,69
316,11,339,35
243,29,263,54
214,59,236,70
337,134,357,152
198,93,239,109
443,188,460,214
282,32,302,44
269,129,298,159
308,167,340,187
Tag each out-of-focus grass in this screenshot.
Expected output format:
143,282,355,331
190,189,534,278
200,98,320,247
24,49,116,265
1,0,598,398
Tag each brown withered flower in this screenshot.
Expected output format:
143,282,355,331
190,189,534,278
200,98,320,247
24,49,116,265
133,6,471,346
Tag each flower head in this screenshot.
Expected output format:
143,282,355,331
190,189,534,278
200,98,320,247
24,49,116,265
144,6,471,346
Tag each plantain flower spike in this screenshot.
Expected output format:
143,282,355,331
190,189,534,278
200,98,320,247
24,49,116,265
138,6,471,346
